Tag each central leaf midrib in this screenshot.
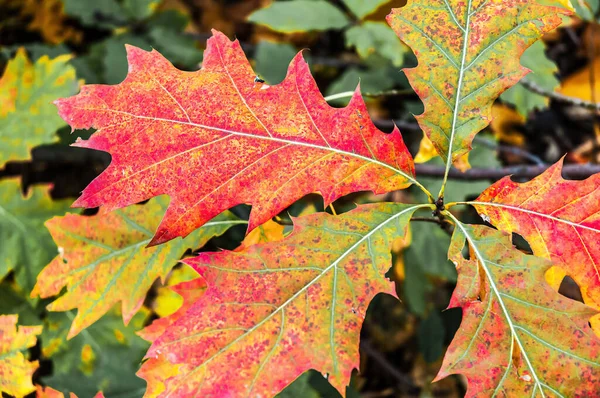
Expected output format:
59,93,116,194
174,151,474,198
450,216,547,396
73,106,418,193
440,0,472,197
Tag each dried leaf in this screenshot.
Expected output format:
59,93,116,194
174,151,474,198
55,30,417,246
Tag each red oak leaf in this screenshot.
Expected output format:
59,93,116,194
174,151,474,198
55,30,417,246
138,203,426,396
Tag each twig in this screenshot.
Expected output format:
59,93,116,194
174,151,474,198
360,340,416,392
415,163,600,180
472,136,546,166
519,79,600,111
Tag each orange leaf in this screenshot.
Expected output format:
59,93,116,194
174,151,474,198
55,30,418,246
31,197,244,337
387,1,566,168
0,315,42,398
138,203,425,396
35,385,104,398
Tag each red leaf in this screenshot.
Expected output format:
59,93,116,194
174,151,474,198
473,160,600,310
55,30,417,246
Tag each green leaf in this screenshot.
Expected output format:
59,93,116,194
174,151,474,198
0,49,78,166
62,0,125,27
407,222,456,282
341,0,390,19
0,179,74,294
325,67,396,105
500,41,559,116
418,311,445,363
123,0,160,20
254,41,298,84
248,0,350,33
41,309,149,398
345,22,408,67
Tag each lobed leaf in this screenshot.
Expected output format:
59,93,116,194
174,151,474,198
138,203,426,396
440,221,600,396
32,196,245,337
0,48,77,167
55,30,418,246
0,314,43,398
473,160,600,311
387,0,565,171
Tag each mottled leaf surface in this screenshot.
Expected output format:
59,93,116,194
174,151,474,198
0,179,73,293
0,48,77,167
56,30,416,245
138,203,425,396
32,196,245,337
439,222,600,397
0,314,42,397
387,0,565,166
473,160,600,310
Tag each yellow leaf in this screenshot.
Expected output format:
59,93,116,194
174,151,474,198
0,315,42,398
490,104,526,147
559,56,600,102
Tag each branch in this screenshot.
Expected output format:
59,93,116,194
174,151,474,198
519,79,600,111
415,163,600,180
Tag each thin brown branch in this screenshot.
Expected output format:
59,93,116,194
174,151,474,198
360,340,416,392
415,163,600,180
519,78,600,111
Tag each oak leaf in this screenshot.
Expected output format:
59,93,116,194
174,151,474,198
55,30,417,245
32,196,245,337
387,0,565,167
0,314,42,398
138,203,425,396
473,160,600,311
440,222,600,396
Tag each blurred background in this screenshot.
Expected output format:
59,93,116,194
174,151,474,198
0,0,598,397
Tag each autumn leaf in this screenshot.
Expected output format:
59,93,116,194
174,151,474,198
0,48,78,167
437,221,600,396
138,203,426,396
0,314,42,398
470,160,600,313
55,29,421,246
386,1,565,174
32,196,245,337
0,179,74,294
36,385,105,398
